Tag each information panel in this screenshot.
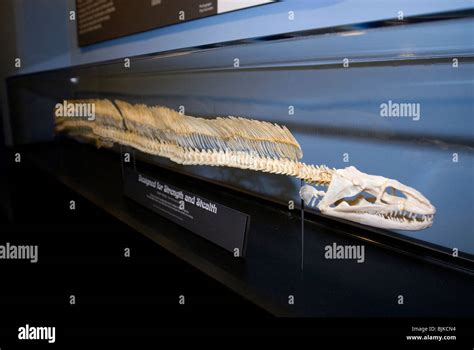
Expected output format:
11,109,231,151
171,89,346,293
123,168,250,256
76,0,275,46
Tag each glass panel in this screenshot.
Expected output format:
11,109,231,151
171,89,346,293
7,15,474,258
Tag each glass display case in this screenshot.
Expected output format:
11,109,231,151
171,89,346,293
5,9,474,316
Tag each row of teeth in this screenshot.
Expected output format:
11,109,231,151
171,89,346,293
376,211,434,222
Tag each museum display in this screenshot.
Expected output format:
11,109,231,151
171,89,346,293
2,0,474,344
7,12,473,259
55,98,436,230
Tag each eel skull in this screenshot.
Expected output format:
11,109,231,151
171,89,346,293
300,166,435,230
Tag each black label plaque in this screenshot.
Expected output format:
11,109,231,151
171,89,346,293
123,168,249,256
76,0,275,46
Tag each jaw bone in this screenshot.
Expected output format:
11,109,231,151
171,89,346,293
300,166,435,230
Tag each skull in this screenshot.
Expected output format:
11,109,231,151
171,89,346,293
300,166,435,230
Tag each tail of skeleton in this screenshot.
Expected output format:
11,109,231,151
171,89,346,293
55,99,435,231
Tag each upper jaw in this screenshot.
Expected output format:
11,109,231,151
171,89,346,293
375,181,436,217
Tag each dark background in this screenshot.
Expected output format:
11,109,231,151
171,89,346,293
0,150,268,339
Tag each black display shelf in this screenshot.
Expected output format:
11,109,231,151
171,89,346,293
16,140,474,317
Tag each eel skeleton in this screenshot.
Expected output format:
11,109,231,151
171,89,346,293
55,99,436,230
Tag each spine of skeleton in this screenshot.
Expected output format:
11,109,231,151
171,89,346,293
56,99,334,186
